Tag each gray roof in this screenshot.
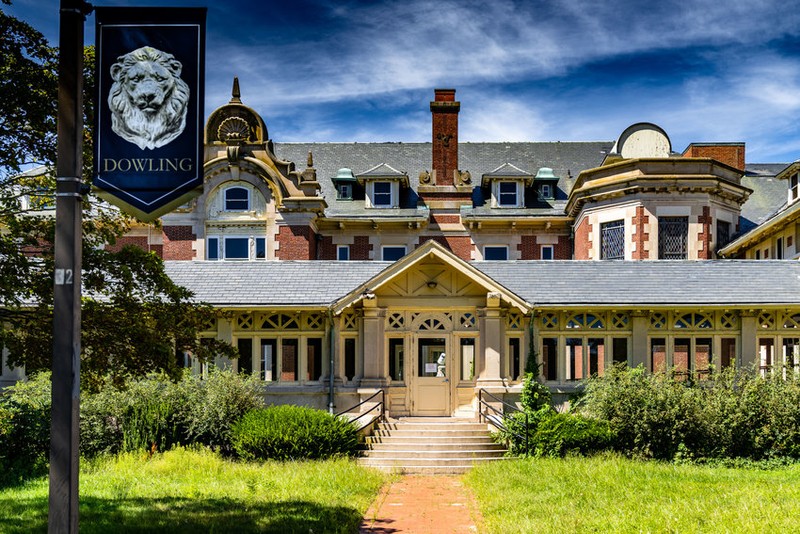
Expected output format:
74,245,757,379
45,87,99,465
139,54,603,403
164,261,388,306
275,141,613,217
476,260,800,307
740,163,789,232
165,259,800,308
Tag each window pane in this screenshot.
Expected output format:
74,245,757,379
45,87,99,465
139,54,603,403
337,246,350,261
261,339,276,382
588,338,604,376
784,338,800,375
307,337,322,381
566,338,583,380
721,338,736,369
344,338,356,381
460,338,475,381
612,338,628,364
759,338,774,376
499,182,517,206
418,338,446,377
542,338,557,381
601,220,625,260
389,338,404,381
509,338,521,379
484,246,508,261
373,182,392,206
659,216,688,259
717,221,731,248
225,237,249,260
207,237,219,260
651,338,666,373
541,246,554,260
225,187,249,211
674,338,690,377
281,338,298,381
237,338,253,375
382,246,406,261
255,238,266,259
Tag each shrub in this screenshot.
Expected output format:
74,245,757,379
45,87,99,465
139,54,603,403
0,372,52,478
231,405,359,461
530,413,615,457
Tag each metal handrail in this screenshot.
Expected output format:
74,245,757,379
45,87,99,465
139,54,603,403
478,388,529,453
335,389,385,433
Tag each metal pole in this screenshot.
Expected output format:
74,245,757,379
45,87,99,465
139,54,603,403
49,1,89,532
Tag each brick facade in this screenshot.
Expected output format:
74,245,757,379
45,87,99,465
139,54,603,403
163,226,195,260
351,236,372,260
574,218,591,260
430,89,459,186
417,235,472,261
682,144,745,171
697,206,712,259
430,213,461,225
277,225,317,260
519,235,537,259
105,236,163,258
632,207,650,260
555,236,572,260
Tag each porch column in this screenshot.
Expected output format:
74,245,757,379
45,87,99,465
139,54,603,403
631,311,649,369
217,317,234,369
740,310,757,369
360,302,388,387
477,292,503,386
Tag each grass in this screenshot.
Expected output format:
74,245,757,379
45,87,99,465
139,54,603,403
465,454,800,533
0,447,388,534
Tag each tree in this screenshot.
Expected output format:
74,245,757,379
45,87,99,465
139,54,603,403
0,3,235,390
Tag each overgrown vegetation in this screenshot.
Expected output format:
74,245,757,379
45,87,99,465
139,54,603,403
466,454,800,534
231,405,360,461
0,447,387,533
575,364,800,461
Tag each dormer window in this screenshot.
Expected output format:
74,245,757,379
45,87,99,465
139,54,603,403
373,181,393,207
338,183,353,200
540,183,553,200
791,173,799,203
498,182,519,207
357,163,408,209
224,186,249,211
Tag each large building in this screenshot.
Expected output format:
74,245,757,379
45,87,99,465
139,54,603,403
4,83,800,413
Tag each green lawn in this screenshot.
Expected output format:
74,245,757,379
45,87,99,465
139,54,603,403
465,454,800,533
0,447,388,534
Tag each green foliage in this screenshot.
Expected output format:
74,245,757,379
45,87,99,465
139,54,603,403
80,370,264,456
0,372,52,480
519,372,551,412
231,405,359,461
530,413,614,457
576,364,800,461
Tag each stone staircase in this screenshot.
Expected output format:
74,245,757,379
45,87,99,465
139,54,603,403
358,417,507,474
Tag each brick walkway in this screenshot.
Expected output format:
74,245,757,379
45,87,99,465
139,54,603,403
359,475,482,533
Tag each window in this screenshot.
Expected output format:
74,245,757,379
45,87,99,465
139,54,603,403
600,220,625,260
540,183,553,199
460,338,475,381
281,338,298,381
344,338,356,382
255,237,266,260
658,216,688,259
541,245,554,260
261,339,276,381
721,338,736,369
224,237,249,260
337,245,350,261
484,246,508,261
207,237,219,260
306,338,323,381
509,338,521,379
389,338,404,382
237,338,253,375
651,338,667,373
418,338,446,377
542,338,558,381
791,173,799,203
337,183,353,200
717,221,731,249
612,338,628,365
756,249,761,260
372,181,392,207
498,181,518,207
224,186,249,211
777,237,784,260
382,246,406,261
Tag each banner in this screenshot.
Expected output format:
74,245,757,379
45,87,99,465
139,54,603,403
94,7,205,221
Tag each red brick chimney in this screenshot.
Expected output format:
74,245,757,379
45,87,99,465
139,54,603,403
430,88,460,186
682,143,745,171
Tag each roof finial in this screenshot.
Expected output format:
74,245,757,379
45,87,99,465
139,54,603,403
307,151,314,168
230,77,241,103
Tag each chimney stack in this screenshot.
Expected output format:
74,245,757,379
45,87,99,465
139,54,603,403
430,89,460,186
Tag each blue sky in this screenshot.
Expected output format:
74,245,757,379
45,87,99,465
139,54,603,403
7,0,800,162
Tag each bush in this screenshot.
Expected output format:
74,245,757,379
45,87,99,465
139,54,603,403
0,372,52,479
530,413,614,457
80,369,264,456
231,405,359,461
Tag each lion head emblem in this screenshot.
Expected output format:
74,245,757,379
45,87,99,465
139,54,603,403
108,46,190,150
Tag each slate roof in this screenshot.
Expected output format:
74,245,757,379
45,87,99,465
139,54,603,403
165,259,800,308
740,163,789,232
163,261,389,306
274,141,613,217
475,260,800,307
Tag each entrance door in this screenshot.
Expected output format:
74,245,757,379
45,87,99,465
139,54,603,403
413,337,450,416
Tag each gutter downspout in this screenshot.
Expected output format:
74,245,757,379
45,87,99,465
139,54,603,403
327,309,335,414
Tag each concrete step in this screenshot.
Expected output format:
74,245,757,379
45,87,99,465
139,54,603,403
361,449,506,459
372,429,490,438
359,456,506,467
364,440,502,451
376,422,489,432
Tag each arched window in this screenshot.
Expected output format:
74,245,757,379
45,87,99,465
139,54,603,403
224,186,249,211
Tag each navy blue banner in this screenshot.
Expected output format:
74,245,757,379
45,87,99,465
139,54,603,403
94,8,205,221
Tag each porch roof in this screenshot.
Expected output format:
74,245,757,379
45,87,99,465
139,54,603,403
165,258,800,309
